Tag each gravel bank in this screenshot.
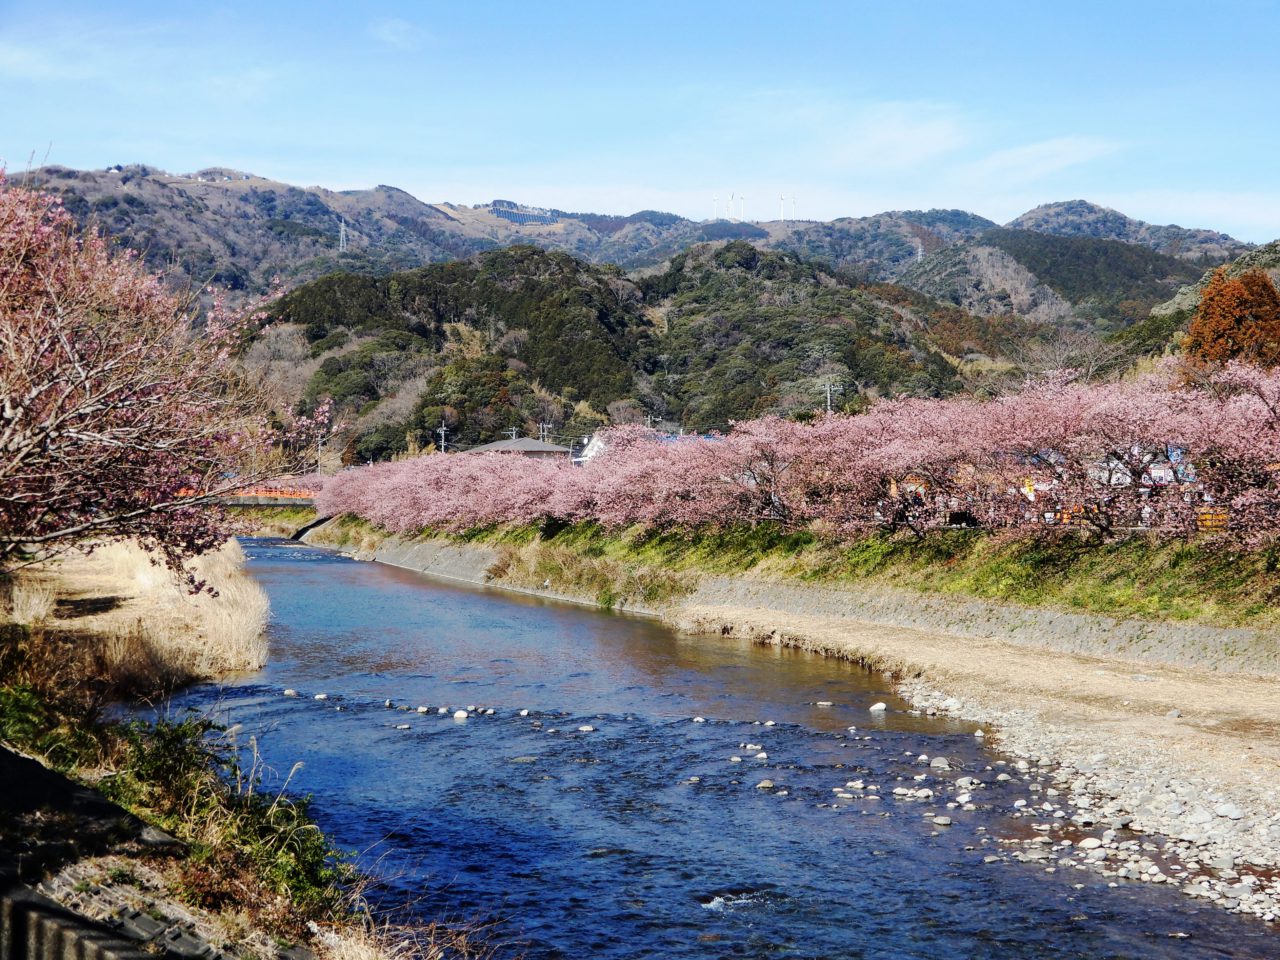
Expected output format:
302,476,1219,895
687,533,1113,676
307,528,1280,923
676,601,1280,925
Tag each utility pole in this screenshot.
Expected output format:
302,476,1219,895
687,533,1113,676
538,422,552,443
819,381,844,414
436,422,449,452
506,427,519,440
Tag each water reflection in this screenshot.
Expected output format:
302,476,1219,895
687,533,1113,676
153,540,1278,960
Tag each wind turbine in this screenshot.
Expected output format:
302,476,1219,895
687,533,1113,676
780,194,785,224
713,194,718,220
739,195,745,221
728,192,735,221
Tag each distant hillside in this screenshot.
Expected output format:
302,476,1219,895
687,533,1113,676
253,243,1005,460
899,230,1205,329
1007,200,1251,262
766,209,997,280
21,164,504,293
1153,240,1280,316
23,165,1255,300
637,243,962,427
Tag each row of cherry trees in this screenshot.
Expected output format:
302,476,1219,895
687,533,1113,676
317,363,1280,544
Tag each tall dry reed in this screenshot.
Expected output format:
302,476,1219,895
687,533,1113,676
90,539,269,683
7,577,56,625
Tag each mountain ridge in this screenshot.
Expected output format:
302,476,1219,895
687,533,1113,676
20,164,1256,299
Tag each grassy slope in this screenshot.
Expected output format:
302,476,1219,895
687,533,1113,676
450,522,1280,631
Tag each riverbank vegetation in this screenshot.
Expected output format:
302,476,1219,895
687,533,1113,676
307,513,1280,631
0,179,430,957
317,362,1280,547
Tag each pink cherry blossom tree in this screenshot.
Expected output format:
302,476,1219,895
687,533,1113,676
0,179,329,575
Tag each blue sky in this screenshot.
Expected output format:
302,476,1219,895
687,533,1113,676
3,0,1278,241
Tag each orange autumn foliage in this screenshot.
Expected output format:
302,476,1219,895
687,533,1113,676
1186,267,1280,366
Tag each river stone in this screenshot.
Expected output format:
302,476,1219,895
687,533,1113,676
930,757,951,771
756,780,775,790
1079,838,1103,850
577,725,595,733
1215,803,1244,821
453,710,468,720
313,693,328,700
283,689,298,697
692,716,706,723
869,702,887,712
932,816,952,826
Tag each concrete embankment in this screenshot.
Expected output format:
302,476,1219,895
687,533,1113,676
0,748,225,960
303,524,1280,922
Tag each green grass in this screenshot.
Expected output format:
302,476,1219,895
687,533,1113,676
0,681,348,932
227,505,319,536
313,511,1280,628
0,683,104,771
100,714,348,922
454,522,1280,629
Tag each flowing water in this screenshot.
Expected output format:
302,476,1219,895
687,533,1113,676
155,539,1278,958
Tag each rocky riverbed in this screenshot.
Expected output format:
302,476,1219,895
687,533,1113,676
899,680,1280,923
302,527,1280,932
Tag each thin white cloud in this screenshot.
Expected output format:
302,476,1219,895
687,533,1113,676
963,136,1120,185
0,40,98,81
367,18,427,51
708,93,972,176
208,67,284,103
820,101,971,172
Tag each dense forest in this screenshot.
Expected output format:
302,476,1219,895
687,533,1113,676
980,229,1205,325
258,243,997,460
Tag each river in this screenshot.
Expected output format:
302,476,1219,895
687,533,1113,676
156,538,1277,958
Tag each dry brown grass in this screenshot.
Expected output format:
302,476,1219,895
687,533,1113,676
312,914,511,960
85,540,269,681
3,539,270,696
7,577,55,625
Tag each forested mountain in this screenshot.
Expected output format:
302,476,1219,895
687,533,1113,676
765,209,998,280
24,164,1252,299
251,243,1007,461
899,230,1205,330
1007,200,1252,262
20,163,1260,453
638,243,961,428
